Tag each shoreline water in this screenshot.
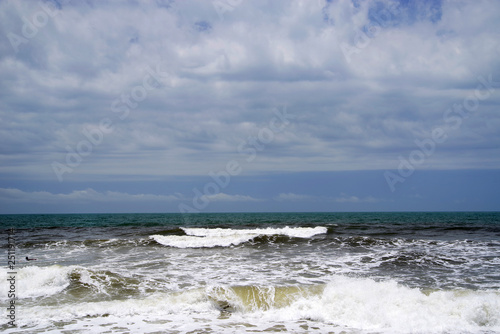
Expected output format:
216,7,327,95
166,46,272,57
2,212,500,333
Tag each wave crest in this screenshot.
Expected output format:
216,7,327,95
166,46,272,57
150,226,327,248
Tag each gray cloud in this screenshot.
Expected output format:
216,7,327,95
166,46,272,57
0,187,181,203
0,187,262,205
275,192,384,204
0,0,499,211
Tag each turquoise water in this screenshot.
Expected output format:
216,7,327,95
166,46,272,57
3,211,499,229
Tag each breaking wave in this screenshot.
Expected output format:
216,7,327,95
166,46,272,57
4,268,500,333
150,226,328,248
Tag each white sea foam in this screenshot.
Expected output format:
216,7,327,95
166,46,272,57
5,275,500,333
150,234,257,248
151,226,328,248
7,289,214,331
285,276,500,333
1,265,71,299
212,276,500,333
0,265,134,301
183,226,328,238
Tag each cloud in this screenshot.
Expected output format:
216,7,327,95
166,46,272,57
1,1,499,179
275,192,383,204
275,192,315,201
332,194,380,203
0,188,182,204
201,192,261,202
0,187,261,208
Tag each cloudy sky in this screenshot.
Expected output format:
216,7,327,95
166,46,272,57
1,0,499,214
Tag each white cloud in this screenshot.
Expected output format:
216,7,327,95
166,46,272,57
0,188,182,204
332,194,380,203
275,193,315,201
201,192,261,202
275,192,383,204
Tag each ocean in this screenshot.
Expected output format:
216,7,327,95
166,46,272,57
1,212,500,333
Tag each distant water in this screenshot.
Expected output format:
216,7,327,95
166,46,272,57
1,212,500,333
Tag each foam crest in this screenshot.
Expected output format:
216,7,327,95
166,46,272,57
12,289,214,330
268,276,500,333
1,265,141,302
203,278,500,333
1,265,71,300
150,234,256,248
183,226,327,238
151,226,327,248
6,276,500,333
206,284,325,312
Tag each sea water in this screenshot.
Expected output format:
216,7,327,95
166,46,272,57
1,212,499,333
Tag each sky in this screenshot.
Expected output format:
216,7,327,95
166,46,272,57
0,0,499,214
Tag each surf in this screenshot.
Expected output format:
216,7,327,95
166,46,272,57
150,226,328,248
4,270,500,333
